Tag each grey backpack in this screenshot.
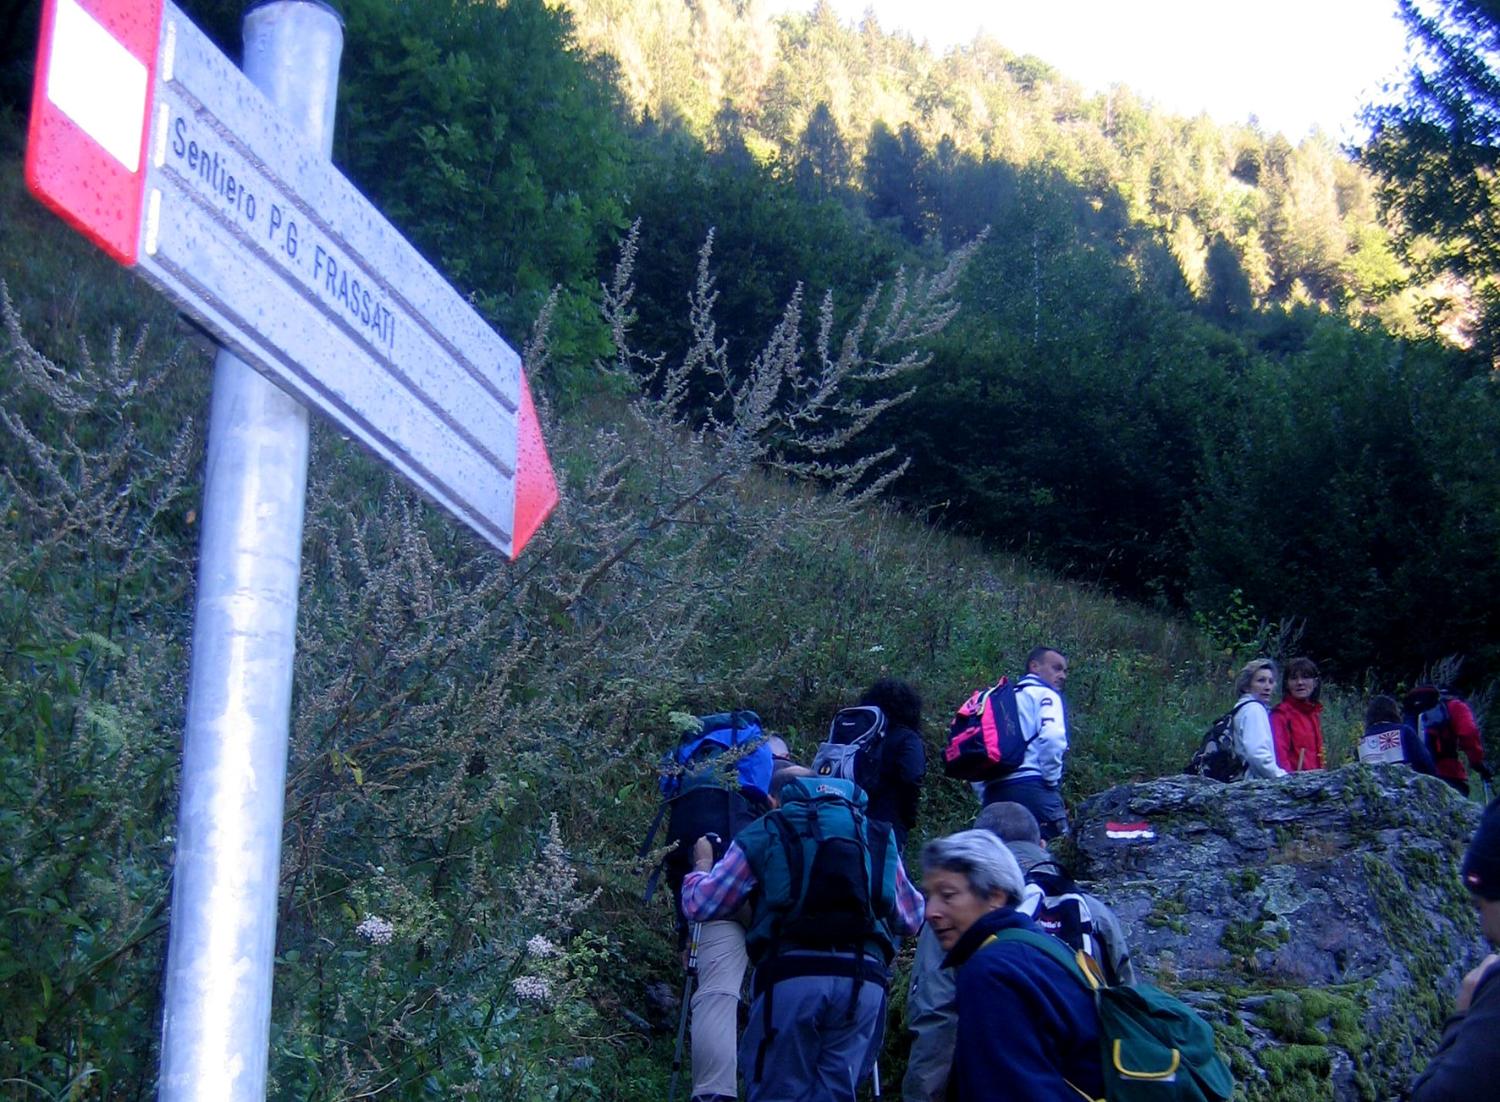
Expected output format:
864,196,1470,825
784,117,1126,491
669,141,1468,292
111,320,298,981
811,706,887,795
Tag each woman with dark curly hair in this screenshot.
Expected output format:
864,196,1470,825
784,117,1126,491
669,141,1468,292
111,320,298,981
858,677,927,849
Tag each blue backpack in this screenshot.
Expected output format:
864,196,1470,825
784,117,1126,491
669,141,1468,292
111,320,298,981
641,711,773,908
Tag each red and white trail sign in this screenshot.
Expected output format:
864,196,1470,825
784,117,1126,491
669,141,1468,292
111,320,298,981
25,0,558,558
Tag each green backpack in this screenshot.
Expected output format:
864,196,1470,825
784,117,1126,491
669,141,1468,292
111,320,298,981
738,776,898,965
987,928,1234,1102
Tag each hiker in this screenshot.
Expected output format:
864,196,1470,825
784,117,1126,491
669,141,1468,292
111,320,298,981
978,802,1135,983
646,711,773,1102
1404,684,1490,797
980,646,1072,838
1408,797,1500,1100
857,677,927,848
1272,656,1325,772
1230,658,1286,780
1358,694,1436,776
920,830,1104,1102
902,802,1133,1102
680,769,925,1102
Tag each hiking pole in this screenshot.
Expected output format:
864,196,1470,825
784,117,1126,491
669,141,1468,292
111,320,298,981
667,921,702,1102
871,1057,881,1097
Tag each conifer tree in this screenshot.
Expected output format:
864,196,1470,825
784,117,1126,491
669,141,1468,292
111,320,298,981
1362,0,1500,346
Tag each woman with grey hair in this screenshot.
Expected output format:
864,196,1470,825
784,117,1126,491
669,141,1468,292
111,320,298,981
919,831,1103,1100
1231,658,1287,780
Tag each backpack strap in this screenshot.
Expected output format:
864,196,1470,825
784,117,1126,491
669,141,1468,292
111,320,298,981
985,927,1103,992
866,817,892,921
767,810,807,930
638,800,670,861
638,801,671,903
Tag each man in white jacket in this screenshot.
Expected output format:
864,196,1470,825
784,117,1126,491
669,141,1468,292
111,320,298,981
980,646,1073,838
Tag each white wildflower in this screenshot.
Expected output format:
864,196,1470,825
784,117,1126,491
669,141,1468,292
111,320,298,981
526,934,559,959
512,975,552,1001
355,914,395,945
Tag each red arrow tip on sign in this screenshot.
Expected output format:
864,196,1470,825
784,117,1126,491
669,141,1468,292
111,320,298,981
510,371,558,559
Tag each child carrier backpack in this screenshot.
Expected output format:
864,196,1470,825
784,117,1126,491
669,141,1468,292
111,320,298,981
1183,701,1253,783
987,929,1235,1102
763,776,892,953
1016,861,1100,968
640,711,772,907
942,677,1033,781
811,705,888,796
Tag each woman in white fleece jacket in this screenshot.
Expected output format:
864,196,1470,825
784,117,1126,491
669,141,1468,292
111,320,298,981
1231,658,1288,780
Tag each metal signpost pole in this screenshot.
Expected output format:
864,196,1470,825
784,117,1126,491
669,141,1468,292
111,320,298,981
156,4,342,1099
27,0,557,1082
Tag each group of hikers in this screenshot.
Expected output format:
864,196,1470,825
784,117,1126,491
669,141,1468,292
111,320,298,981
1201,654,1491,794
647,646,1497,1101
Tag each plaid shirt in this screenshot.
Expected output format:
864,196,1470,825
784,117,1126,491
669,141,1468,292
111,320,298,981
681,839,926,936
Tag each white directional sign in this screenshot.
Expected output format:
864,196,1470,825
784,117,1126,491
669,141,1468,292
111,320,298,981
26,0,557,557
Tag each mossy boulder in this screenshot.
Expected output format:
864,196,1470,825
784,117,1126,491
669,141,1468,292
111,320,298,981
1068,765,1485,1101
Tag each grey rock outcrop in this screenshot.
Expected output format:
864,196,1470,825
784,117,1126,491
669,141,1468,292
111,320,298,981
1067,765,1485,1102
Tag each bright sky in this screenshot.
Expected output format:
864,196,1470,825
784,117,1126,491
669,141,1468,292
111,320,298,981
765,0,1414,142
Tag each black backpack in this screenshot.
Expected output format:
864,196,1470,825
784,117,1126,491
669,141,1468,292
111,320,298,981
942,677,1033,781
1406,687,1465,761
1184,701,1253,783
640,711,771,910
810,705,888,796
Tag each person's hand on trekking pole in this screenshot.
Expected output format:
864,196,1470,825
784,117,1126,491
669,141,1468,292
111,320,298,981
693,835,716,872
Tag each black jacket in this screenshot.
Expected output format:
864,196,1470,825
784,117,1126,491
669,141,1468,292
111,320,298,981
1409,961,1500,1101
866,722,924,848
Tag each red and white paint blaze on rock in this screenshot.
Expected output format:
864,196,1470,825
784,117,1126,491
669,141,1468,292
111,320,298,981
1106,821,1157,841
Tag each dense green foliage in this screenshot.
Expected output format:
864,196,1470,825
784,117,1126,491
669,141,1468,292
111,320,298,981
3,0,1496,678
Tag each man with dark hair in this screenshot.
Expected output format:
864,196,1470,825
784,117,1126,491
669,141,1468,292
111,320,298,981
857,677,927,848
981,646,1071,838
682,770,925,1102
902,802,1132,1102
1409,798,1500,1100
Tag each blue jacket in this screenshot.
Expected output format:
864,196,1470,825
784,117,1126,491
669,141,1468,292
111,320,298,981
943,907,1104,1102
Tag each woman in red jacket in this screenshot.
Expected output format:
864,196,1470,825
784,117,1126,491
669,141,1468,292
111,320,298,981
1273,656,1325,771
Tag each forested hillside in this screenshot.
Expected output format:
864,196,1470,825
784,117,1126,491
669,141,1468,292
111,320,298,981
5,0,1492,680
2,0,1499,1096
